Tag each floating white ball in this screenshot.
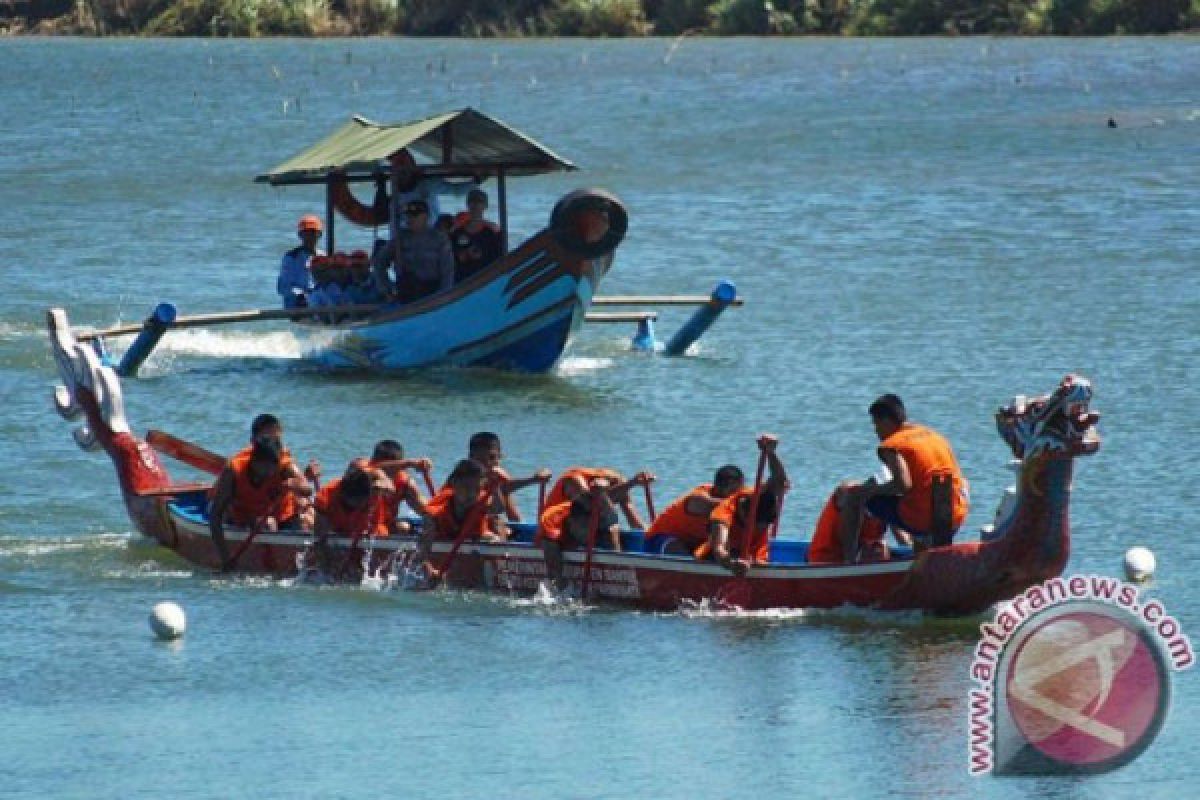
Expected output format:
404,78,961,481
1124,546,1156,583
149,601,186,640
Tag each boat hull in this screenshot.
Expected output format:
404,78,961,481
297,190,624,373
155,495,914,611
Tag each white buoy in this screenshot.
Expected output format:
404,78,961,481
149,601,187,640
1124,547,1156,583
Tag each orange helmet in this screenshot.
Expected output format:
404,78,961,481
297,214,323,233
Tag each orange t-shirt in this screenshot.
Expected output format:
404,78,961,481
879,423,969,533
227,450,296,527
369,469,413,537
424,487,490,541
807,492,887,564
314,479,373,535
647,484,715,547
545,467,623,508
707,488,770,563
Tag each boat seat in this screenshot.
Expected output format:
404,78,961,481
768,539,808,565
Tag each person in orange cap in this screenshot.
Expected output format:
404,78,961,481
277,214,325,309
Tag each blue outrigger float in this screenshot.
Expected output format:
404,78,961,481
72,109,739,375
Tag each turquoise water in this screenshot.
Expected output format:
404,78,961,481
1,37,1198,797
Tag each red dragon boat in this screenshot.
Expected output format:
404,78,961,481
48,307,1100,614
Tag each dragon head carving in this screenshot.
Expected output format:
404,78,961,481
995,374,1101,461
48,308,130,450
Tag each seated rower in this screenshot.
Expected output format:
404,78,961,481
240,413,320,528
545,466,654,529
837,393,970,560
419,459,506,580
807,488,889,564
538,478,621,591
699,435,789,576
314,465,382,537
208,436,311,571
467,431,551,522
365,439,431,537
313,466,387,574
645,465,745,555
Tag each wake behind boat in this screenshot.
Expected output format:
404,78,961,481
48,308,1100,614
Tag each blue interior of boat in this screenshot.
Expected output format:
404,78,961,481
164,489,912,565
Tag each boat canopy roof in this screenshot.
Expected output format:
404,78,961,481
256,108,577,186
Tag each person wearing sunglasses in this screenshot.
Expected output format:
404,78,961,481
371,199,455,303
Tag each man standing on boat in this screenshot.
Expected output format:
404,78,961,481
277,214,325,309
837,394,969,560
372,200,455,303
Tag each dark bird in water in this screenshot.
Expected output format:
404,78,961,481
1107,117,1118,128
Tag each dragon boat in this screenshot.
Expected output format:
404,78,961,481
49,308,1100,614
77,109,632,374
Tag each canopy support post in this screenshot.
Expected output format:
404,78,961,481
325,180,336,253
497,170,508,254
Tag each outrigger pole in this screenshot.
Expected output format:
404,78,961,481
76,283,742,377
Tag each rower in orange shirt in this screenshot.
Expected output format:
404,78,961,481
545,466,652,529
235,413,320,528
701,435,789,576
537,477,622,591
645,465,745,554
419,459,505,580
314,467,379,537
208,435,311,571
807,490,888,564
365,439,431,536
466,431,550,522
837,393,970,560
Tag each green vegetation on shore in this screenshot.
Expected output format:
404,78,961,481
5,0,1198,36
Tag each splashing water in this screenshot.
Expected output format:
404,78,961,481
555,356,615,376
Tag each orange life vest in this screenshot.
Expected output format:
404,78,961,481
879,423,969,533
807,492,887,564
424,487,491,541
227,450,295,527
545,467,623,508
646,483,715,547
369,467,412,537
314,479,373,535
698,488,770,563
536,501,573,544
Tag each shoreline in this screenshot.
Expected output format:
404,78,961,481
4,1,1197,39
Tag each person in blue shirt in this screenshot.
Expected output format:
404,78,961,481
277,214,325,309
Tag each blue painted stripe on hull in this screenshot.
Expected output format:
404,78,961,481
465,312,576,372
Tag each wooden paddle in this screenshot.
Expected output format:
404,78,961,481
742,447,768,565
334,496,381,581
642,481,657,524
224,494,284,572
430,479,498,586
580,497,602,600
147,429,225,475
75,304,385,342
419,464,436,497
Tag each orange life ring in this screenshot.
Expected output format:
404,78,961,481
330,173,389,228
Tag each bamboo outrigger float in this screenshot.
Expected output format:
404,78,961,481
69,108,742,376
50,306,1101,615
